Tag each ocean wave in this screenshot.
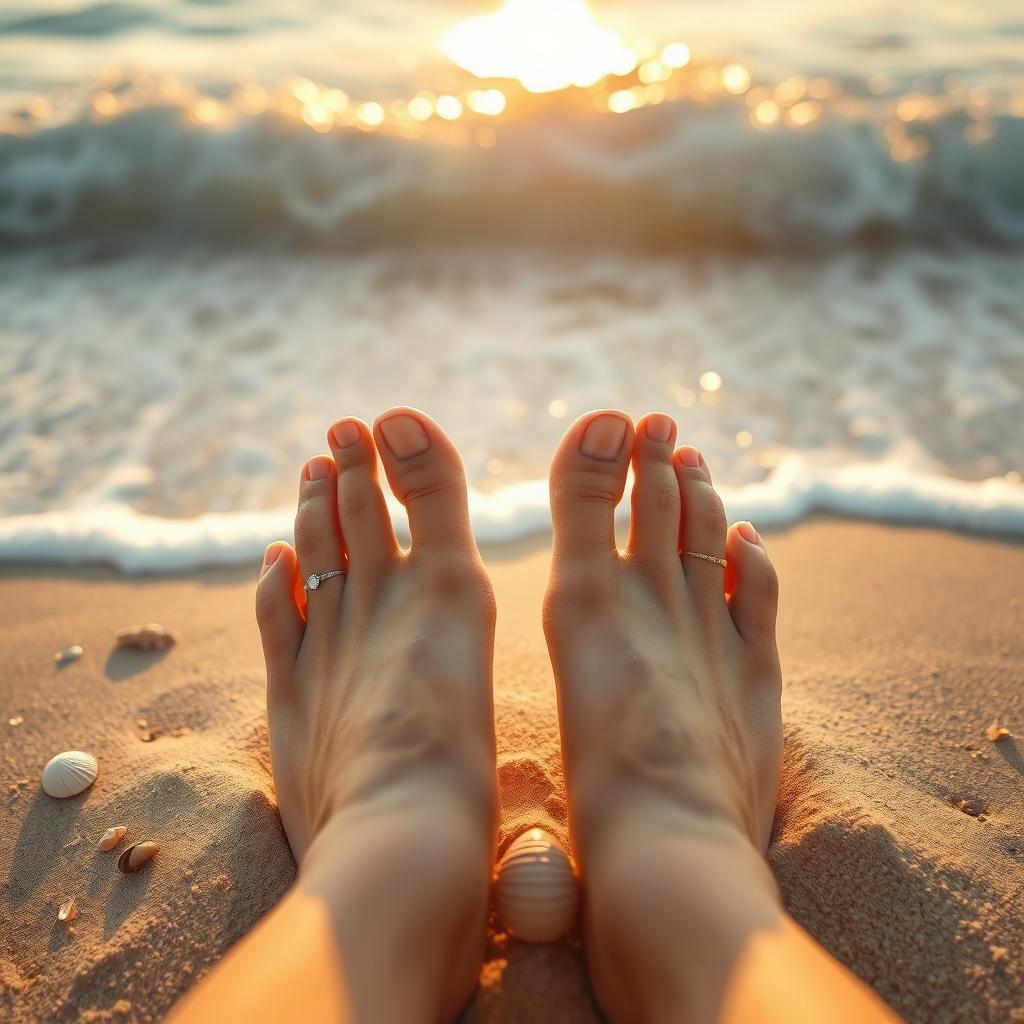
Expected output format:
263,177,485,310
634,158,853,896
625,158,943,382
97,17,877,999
0,1,289,39
1,459,1021,572
1,89,1022,248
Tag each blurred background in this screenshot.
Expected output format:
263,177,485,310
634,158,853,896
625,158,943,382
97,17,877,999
0,0,1021,568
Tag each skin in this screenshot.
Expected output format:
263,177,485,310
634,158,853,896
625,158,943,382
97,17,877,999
170,408,898,1024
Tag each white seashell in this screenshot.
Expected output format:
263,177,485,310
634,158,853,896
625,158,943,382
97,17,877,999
118,841,159,873
97,825,128,852
41,751,98,799
494,828,579,943
58,898,77,922
115,624,178,651
55,644,84,664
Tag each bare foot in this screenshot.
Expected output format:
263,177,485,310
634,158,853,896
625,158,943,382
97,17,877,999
255,409,496,1021
543,410,784,1023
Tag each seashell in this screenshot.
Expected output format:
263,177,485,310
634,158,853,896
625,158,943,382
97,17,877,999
986,722,1011,742
41,751,98,799
97,825,128,852
115,624,178,651
55,644,84,664
494,828,579,943
57,898,77,922
118,841,159,873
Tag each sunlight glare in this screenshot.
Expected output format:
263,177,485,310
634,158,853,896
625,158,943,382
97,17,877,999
661,42,690,69
721,64,751,96
441,0,636,93
356,101,385,127
408,94,434,121
436,94,463,120
467,88,507,116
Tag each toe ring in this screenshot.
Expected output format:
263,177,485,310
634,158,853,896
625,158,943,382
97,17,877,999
684,551,727,568
304,569,345,592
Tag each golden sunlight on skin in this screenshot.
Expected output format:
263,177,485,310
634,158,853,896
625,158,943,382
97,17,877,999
440,0,637,93
719,918,900,1024
170,891,355,1022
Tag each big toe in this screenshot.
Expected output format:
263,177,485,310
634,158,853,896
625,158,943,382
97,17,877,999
372,408,475,553
549,410,633,561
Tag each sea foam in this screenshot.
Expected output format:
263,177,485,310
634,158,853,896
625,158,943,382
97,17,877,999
1,458,1021,573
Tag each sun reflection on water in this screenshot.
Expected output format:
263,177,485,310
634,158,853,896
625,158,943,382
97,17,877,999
440,0,636,94
1,0,1017,174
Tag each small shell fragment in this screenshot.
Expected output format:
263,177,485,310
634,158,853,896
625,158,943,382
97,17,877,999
115,624,178,651
98,826,128,852
41,751,98,799
58,898,77,922
118,841,159,873
494,828,579,943
986,723,1011,743
55,644,84,664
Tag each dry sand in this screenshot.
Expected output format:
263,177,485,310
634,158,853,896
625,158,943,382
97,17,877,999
1,520,1022,1022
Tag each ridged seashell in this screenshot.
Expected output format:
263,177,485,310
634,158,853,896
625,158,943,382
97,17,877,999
98,826,128,852
118,841,159,873
41,751,98,799
115,624,178,651
58,898,77,922
494,828,579,943
54,644,84,664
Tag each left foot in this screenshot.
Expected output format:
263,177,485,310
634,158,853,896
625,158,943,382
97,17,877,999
542,410,784,1022
255,409,497,1019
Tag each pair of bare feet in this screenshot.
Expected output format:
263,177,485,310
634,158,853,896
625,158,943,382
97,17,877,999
174,408,894,1024
252,406,786,1020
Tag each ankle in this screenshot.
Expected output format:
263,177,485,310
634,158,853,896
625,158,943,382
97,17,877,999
583,825,782,1023
297,808,492,1020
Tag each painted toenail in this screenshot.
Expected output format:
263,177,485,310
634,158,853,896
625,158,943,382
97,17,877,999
331,420,361,449
580,415,627,460
678,446,702,468
305,456,332,481
380,415,430,459
646,415,673,443
737,521,760,544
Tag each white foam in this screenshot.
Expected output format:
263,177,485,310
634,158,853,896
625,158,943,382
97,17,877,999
1,246,1021,569
0,459,1020,573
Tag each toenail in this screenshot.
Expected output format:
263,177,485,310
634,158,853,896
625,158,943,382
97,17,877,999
737,521,760,544
678,446,702,468
331,420,361,449
646,414,673,443
379,414,430,460
305,456,332,481
580,415,627,460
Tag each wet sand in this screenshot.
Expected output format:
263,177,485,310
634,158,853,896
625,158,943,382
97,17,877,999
1,520,1022,1022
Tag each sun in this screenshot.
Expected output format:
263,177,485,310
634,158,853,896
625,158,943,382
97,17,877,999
440,0,636,94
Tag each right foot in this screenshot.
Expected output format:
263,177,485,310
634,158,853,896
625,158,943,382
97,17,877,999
543,411,784,1023
254,409,497,1021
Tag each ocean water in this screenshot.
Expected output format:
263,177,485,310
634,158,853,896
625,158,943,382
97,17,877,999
1,1,1022,569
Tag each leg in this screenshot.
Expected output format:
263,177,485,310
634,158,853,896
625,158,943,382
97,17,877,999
544,410,898,1024
170,409,496,1024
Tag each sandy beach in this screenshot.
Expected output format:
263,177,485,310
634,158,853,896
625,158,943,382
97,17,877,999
0,519,1021,1022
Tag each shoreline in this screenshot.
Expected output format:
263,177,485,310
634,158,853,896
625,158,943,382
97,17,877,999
2,519,1022,1022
